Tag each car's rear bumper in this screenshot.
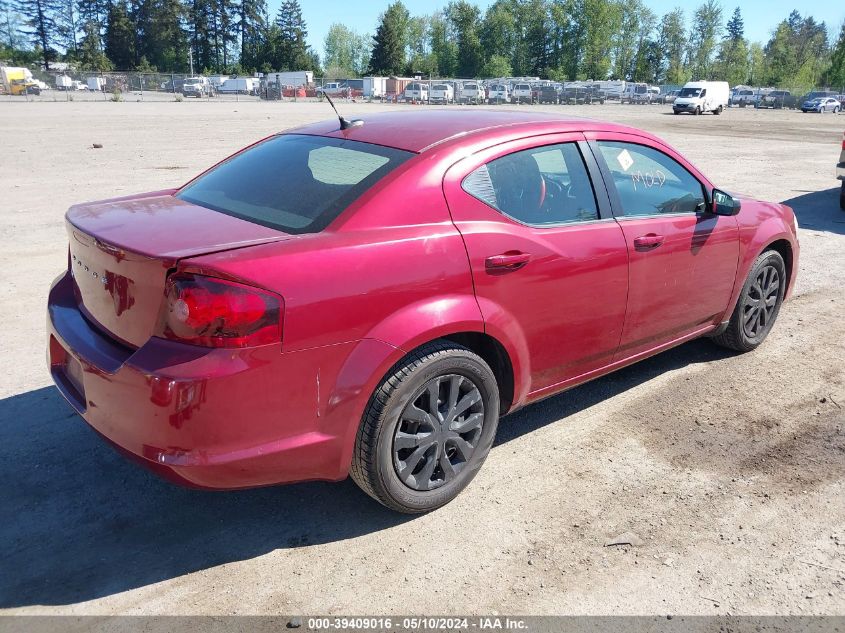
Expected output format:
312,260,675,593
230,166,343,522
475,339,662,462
46,271,364,489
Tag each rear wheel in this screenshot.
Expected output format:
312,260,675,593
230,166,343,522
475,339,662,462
712,250,786,352
350,341,500,513
714,105,723,115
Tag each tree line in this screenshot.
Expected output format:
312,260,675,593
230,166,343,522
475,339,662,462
1,0,843,90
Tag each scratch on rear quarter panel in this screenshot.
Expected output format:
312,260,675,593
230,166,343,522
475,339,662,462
316,369,321,417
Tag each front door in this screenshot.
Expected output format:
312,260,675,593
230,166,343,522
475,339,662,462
443,134,629,394
588,135,739,360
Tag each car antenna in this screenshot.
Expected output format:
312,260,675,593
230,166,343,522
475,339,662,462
323,92,363,130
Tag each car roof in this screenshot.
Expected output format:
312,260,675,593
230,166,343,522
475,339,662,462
287,109,645,154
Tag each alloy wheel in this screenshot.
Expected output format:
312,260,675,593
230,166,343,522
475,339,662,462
393,374,484,491
742,265,780,339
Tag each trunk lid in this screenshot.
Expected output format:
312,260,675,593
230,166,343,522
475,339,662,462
66,190,291,348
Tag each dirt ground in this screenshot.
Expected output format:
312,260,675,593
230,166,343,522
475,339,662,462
0,101,843,616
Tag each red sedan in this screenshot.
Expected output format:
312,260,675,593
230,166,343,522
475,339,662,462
48,110,799,513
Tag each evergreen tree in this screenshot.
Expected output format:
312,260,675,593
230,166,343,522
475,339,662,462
76,0,108,40
714,7,748,85
725,5,743,41
77,18,111,67
55,0,78,55
1,0,25,49
368,0,408,75
188,0,213,70
14,0,59,68
272,0,308,69
236,0,265,71
104,0,133,68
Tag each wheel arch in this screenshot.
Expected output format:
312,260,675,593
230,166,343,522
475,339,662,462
763,238,794,296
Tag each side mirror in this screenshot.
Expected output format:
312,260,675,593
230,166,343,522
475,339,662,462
712,189,741,216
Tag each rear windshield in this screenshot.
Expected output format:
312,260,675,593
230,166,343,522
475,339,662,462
177,134,413,234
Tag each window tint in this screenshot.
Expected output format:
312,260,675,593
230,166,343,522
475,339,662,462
596,141,705,216
177,134,412,234
462,143,598,226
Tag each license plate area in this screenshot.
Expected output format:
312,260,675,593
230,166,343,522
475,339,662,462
50,336,87,411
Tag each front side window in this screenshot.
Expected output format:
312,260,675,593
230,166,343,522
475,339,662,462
596,141,705,217
462,143,598,226
178,134,412,234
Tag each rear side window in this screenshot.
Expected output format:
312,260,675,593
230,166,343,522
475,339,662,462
462,142,598,226
177,135,412,234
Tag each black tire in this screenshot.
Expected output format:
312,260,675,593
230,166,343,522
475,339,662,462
350,341,500,513
694,106,701,115
712,250,787,352
714,105,723,115
840,181,845,211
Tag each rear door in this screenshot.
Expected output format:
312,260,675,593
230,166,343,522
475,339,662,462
587,134,739,360
444,134,628,394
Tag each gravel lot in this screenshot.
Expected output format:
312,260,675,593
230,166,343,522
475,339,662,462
1,101,843,616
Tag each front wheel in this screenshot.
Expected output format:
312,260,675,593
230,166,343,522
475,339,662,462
712,250,786,352
350,341,500,513
695,106,701,115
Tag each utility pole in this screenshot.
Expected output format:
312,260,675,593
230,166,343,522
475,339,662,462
189,47,194,77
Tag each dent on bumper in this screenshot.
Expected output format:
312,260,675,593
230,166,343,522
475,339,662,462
47,272,362,489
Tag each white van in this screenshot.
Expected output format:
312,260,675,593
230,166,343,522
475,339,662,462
673,81,730,115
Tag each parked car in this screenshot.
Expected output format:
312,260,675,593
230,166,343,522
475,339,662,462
639,86,661,104
47,110,799,513
511,83,534,104
663,89,680,104
838,131,845,210
801,97,841,113
429,83,454,104
487,83,510,104
672,81,729,115
560,84,604,104
458,82,485,104
403,82,428,102
758,90,799,109
537,84,560,104
317,82,348,97
731,88,759,107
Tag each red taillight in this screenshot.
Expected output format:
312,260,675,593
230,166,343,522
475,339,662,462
156,274,282,348
842,132,845,150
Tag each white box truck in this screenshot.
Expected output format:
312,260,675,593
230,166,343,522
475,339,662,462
264,71,313,87
219,77,257,94
87,76,105,91
363,76,386,98
56,74,73,90
673,81,730,115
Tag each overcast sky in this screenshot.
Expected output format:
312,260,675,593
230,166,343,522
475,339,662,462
278,0,845,57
